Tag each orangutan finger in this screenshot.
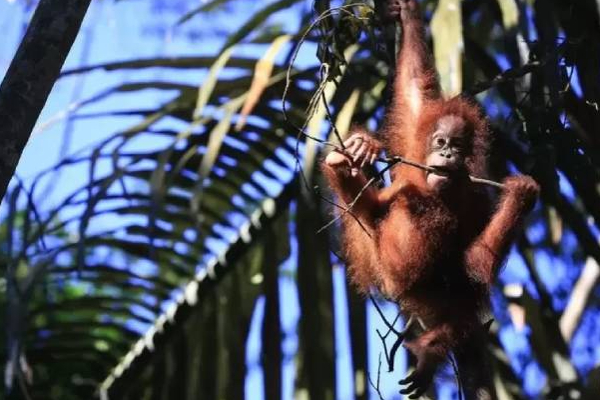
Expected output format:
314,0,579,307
399,382,419,395
354,143,369,161
370,152,378,165
399,371,416,385
348,139,362,156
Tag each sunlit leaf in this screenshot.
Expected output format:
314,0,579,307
496,0,519,30
431,0,463,96
176,0,236,25
303,45,358,182
194,46,236,120
235,34,292,131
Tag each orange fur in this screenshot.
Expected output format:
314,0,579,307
321,1,538,398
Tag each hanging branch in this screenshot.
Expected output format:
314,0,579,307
370,295,422,373
381,155,505,189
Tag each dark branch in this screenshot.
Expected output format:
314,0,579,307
0,0,92,201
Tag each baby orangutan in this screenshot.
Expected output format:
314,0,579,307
321,0,539,399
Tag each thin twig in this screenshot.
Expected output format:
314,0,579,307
466,61,543,96
374,311,402,364
370,295,402,336
316,177,377,233
449,354,464,400
318,192,372,238
382,155,505,189
282,4,372,199
282,3,372,136
370,296,418,372
321,89,345,148
367,353,387,400
317,159,398,234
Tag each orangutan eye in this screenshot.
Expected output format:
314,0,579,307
450,137,464,147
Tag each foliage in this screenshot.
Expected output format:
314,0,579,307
1,0,599,399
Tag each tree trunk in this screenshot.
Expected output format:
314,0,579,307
0,0,91,202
